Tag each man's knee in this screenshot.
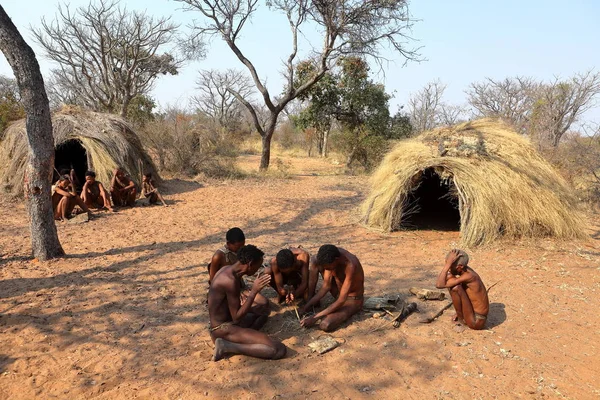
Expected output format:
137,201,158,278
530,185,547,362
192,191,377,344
450,285,461,293
319,319,335,332
273,342,287,360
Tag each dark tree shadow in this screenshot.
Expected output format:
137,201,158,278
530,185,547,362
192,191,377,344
0,355,15,373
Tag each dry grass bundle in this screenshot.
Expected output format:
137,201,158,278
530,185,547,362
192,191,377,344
0,107,158,197
361,119,586,246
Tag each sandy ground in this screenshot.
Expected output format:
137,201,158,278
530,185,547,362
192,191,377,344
1,154,599,400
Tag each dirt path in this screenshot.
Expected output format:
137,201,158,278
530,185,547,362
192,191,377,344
1,154,599,399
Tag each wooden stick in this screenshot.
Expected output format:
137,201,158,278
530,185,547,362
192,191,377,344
294,305,300,321
419,302,453,324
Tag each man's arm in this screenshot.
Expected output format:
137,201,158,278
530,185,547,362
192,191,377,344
293,255,310,299
122,177,135,191
110,171,119,191
54,187,74,197
209,252,225,282
301,269,332,313
436,271,473,288
226,274,270,323
313,263,355,319
271,260,287,297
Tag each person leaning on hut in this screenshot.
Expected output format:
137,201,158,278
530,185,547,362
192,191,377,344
209,244,287,361
299,244,365,332
263,246,310,304
142,172,167,207
52,175,91,221
435,249,489,330
81,171,113,212
110,168,137,207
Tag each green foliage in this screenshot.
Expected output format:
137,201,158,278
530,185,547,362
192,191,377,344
0,76,24,134
126,95,157,127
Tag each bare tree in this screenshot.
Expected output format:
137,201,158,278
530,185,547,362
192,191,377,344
32,0,180,118
192,69,253,132
532,71,600,147
176,0,419,170
0,6,64,260
439,103,468,126
466,77,538,134
407,80,446,133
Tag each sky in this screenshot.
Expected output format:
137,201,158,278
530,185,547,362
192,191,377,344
1,0,599,123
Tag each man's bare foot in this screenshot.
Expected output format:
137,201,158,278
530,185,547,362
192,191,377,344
212,338,228,362
451,313,459,322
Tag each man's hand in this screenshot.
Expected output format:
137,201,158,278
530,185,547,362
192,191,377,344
445,249,461,266
285,292,295,304
251,274,271,295
300,316,317,328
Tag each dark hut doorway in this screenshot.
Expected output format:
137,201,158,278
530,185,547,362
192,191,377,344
401,168,461,231
54,139,88,190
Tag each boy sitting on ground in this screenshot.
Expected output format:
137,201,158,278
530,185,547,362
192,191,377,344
208,227,270,315
263,247,310,304
142,172,167,207
52,175,91,221
299,244,365,332
81,171,113,212
435,249,489,330
110,168,137,207
209,244,287,361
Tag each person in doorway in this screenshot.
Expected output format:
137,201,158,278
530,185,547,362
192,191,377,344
52,175,91,221
81,171,113,211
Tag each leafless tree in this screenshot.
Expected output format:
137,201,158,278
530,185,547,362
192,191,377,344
176,0,420,170
32,0,180,118
439,103,468,126
466,77,538,134
532,71,600,147
407,80,446,133
192,69,253,132
0,6,64,260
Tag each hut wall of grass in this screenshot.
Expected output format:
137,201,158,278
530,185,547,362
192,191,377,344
361,119,586,246
0,108,159,197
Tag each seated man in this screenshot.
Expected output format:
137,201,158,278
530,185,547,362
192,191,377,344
142,172,167,207
81,171,113,212
110,168,137,207
435,249,489,330
208,228,269,314
209,244,287,361
264,247,310,304
52,175,91,221
299,244,364,332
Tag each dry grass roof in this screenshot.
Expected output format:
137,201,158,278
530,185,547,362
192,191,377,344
0,107,158,197
361,119,586,246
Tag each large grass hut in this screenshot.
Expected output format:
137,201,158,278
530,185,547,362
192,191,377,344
361,119,585,246
0,108,158,197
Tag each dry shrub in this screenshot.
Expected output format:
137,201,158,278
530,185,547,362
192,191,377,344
361,119,586,246
138,110,243,179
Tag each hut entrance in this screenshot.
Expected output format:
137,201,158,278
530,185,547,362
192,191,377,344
54,139,88,187
402,168,460,231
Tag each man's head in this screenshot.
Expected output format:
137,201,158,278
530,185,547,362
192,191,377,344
85,170,96,183
57,174,71,188
316,244,341,270
446,249,469,275
226,227,246,252
115,168,125,178
143,172,152,182
237,244,265,275
276,249,295,272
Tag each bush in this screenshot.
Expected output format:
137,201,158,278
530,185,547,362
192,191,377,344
138,110,243,179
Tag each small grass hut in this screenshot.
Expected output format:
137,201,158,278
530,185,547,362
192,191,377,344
361,119,586,246
0,108,159,197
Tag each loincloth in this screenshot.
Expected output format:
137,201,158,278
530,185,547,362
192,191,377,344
346,295,363,301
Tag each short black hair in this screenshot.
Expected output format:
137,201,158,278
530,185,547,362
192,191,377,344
316,244,341,265
85,170,96,178
238,244,264,265
59,168,70,176
144,172,152,178
226,227,245,243
58,174,71,182
276,249,295,269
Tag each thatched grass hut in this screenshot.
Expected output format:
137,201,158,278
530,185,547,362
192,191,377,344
361,119,586,246
0,108,159,197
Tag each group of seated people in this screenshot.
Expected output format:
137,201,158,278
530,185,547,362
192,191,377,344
51,167,166,221
207,228,490,362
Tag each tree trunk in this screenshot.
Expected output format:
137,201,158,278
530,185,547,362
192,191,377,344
0,6,64,260
322,128,330,157
346,146,358,167
259,133,273,171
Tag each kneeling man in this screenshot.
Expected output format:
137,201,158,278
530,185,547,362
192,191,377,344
435,249,489,330
299,244,364,332
264,246,310,304
208,244,286,361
